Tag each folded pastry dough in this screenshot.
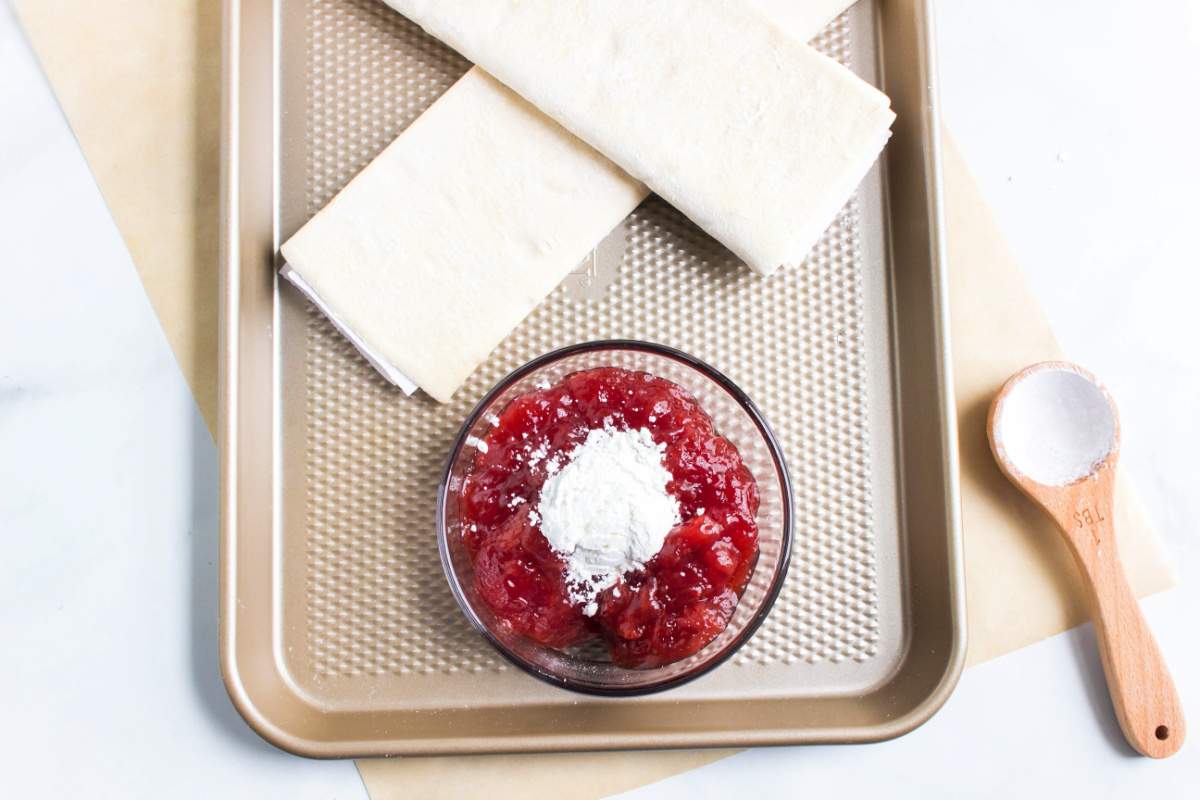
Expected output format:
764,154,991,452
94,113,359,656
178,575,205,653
382,0,894,276
283,0,870,400
282,72,643,402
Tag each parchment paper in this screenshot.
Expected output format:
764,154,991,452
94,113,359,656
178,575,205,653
12,1,1176,797
14,0,221,429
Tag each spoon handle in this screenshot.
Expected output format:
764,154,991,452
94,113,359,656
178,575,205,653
1063,498,1185,758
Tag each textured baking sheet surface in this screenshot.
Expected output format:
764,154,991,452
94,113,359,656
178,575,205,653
283,0,890,697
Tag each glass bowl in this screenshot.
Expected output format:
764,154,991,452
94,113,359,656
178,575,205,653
437,340,793,696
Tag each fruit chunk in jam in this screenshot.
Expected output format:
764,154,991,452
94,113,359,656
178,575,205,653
459,367,760,668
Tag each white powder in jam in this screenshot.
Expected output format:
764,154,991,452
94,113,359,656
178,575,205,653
536,426,680,616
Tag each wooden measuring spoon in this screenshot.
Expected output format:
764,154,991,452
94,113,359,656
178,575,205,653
988,361,1184,758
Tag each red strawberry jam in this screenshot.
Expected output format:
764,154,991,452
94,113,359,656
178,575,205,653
459,367,759,668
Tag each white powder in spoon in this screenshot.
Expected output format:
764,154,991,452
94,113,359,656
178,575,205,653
996,367,1117,486
536,425,680,616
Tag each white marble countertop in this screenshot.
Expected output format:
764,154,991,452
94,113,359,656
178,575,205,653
1,1,1197,797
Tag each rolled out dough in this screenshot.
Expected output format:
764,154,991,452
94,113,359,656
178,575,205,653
382,0,894,276
283,0,870,400
281,71,644,402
